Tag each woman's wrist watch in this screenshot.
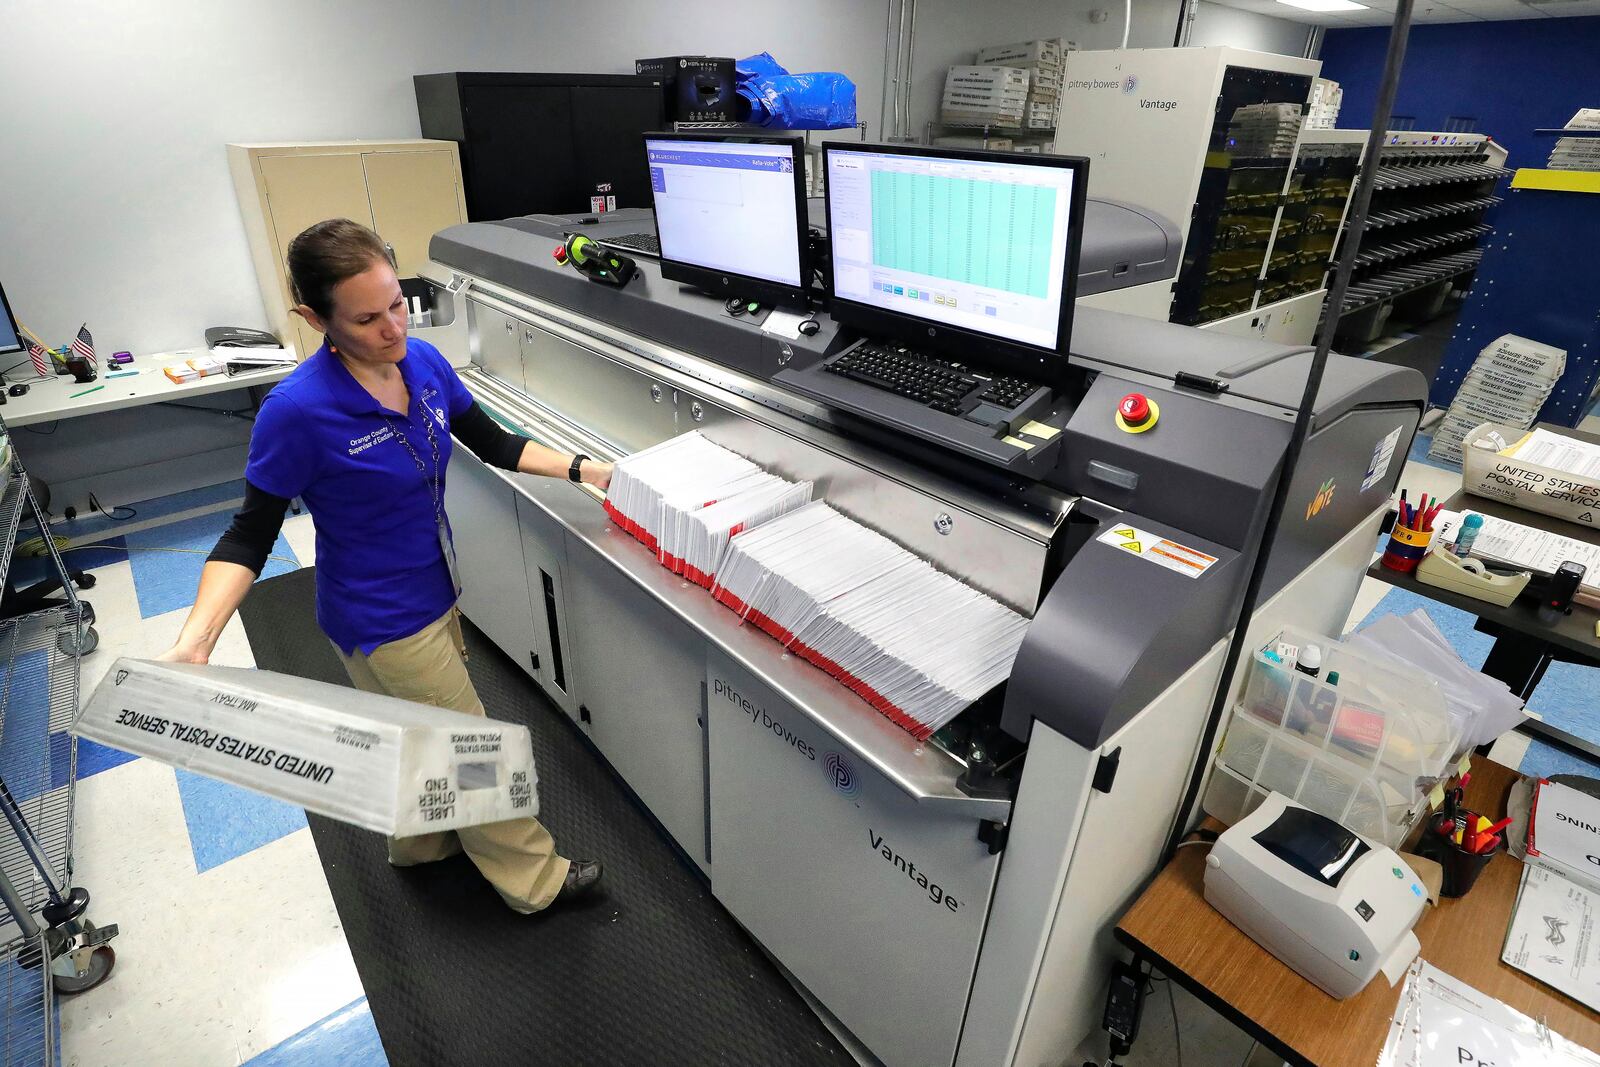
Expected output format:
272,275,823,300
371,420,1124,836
568,454,589,483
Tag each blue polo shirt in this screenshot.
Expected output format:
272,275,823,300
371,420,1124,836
246,338,475,655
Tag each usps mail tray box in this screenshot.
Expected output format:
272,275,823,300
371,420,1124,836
74,658,538,836
1462,422,1600,530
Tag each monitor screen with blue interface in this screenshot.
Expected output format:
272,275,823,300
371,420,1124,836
826,147,1079,352
0,282,19,355
646,137,804,288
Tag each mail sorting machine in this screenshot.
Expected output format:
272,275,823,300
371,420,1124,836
421,209,1424,1067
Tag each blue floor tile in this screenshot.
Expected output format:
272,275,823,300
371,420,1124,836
0,953,58,1067
124,510,298,619
74,736,139,781
243,997,387,1067
1518,737,1600,780
0,650,57,803
175,768,307,874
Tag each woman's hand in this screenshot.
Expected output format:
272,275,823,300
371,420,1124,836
157,640,211,665
580,459,613,492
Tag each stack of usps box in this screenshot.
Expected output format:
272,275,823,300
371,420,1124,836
941,65,1030,128
975,39,1065,131
1546,108,1600,172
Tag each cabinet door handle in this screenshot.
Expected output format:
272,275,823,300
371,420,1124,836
529,650,541,673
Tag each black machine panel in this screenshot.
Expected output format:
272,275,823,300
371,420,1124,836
415,73,664,222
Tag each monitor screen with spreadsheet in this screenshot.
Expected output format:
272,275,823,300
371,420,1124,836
823,144,1087,366
0,282,20,357
645,133,811,308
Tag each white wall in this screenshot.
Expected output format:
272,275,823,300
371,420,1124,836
1189,2,1312,55
0,0,888,355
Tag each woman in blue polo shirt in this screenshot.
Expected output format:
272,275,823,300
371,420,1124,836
161,218,609,913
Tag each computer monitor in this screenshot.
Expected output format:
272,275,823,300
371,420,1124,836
645,133,811,308
0,281,20,358
823,143,1088,384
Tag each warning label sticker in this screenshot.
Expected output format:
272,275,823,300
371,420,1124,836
1097,524,1219,579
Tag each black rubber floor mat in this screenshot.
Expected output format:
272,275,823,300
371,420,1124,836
239,567,848,1067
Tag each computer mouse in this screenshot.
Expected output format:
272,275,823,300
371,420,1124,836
798,319,821,337
8,384,28,397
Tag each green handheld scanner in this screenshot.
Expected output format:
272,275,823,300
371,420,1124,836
552,234,635,288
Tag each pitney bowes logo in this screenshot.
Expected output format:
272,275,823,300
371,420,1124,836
824,751,861,799
1306,478,1336,520
1123,74,1138,94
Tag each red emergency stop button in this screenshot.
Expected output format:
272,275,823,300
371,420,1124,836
552,245,568,263
1116,392,1160,434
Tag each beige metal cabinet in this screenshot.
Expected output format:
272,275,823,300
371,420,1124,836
228,140,468,362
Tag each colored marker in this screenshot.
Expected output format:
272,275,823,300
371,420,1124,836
69,384,105,398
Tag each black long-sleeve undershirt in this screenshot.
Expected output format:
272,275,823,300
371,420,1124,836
206,401,533,574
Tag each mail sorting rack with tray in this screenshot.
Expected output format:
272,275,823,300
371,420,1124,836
0,415,118,1067
1332,132,1509,347
1204,626,1462,849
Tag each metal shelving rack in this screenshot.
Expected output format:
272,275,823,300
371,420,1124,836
1332,132,1510,347
0,417,116,1066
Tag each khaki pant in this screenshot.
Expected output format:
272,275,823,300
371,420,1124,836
335,609,570,913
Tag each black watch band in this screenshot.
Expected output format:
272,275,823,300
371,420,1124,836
568,454,589,483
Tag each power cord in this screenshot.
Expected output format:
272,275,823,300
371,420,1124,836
86,492,137,521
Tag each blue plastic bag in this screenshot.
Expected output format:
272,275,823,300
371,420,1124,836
735,52,857,130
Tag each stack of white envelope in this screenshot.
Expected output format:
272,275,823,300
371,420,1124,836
710,502,1030,740
603,432,813,587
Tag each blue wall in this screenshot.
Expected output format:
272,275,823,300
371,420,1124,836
1318,16,1600,168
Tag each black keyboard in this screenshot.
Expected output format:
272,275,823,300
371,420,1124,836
600,233,660,256
823,341,1043,417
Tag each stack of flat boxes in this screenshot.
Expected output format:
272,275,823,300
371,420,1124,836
1546,108,1600,172
1227,102,1304,159
975,39,1065,136
1305,78,1342,131
941,65,1030,129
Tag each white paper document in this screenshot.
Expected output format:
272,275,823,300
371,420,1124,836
1435,509,1600,595
1508,427,1600,479
1502,865,1600,1012
1378,959,1600,1067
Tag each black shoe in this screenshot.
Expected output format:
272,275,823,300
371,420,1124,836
558,859,603,902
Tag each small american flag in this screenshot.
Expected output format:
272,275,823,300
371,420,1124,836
71,324,96,366
27,340,51,378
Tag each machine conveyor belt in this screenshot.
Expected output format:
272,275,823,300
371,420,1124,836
461,369,1014,822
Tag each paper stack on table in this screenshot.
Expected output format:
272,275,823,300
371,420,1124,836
711,502,1029,740
1430,334,1566,466
1506,427,1600,479
602,432,813,587
1378,959,1600,1066
1546,108,1600,172
1347,608,1527,751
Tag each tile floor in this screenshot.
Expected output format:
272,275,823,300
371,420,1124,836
28,409,1600,1065
27,504,388,1067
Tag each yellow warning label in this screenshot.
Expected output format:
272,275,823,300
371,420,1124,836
1096,524,1219,579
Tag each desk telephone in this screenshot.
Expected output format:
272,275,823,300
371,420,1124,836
204,327,280,348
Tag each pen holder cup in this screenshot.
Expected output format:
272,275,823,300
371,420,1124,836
1380,524,1432,574
1416,820,1500,897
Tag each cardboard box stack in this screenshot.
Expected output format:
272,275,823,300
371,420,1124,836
932,135,1016,151
975,39,1066,131
941,65,1029,128
1305,78,1343,130
1545,108,1600,172
1428,333,1567,466
1227,102,1304,159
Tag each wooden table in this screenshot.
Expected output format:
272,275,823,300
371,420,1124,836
1116,758,1600,1067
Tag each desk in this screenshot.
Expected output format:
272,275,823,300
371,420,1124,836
0,350,293,428
1367,429,1600,761
1116,758,1600,1067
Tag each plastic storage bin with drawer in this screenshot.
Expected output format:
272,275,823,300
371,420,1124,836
1204,626,1461,847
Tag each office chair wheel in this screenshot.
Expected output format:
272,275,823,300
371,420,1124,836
52,945,114,994
58,626,98,657
75,572,96,590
